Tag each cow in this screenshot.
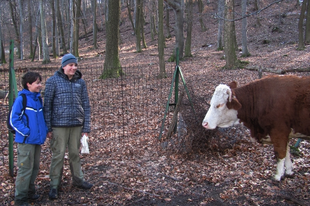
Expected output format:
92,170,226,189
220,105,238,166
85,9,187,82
202,75,310,181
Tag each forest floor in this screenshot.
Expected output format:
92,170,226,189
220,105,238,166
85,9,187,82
1,0,310,205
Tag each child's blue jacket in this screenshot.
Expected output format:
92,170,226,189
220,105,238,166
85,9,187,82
10,89,47,145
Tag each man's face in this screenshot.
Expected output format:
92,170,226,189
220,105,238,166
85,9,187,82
63,63,77,79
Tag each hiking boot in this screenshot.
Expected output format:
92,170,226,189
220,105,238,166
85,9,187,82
28,194,40,200
14,202,29,206
48,188,58,200
73,181,93,189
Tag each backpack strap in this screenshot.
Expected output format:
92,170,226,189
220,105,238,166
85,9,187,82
20,94,29,143
20,93,27,112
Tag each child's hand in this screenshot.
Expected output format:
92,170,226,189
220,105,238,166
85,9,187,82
47,132,53,138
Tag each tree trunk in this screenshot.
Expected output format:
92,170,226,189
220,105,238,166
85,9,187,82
197,0,206,31
56,0,67,55
40,0,50,64
158,0,166,78
101,0,123,79
165,4,171,38
127,0,135,34
184,0,193,57
55,1,60,56
166,0,184,60
149,0,157,41
31,10,40,62
0,7,6,64
92,0,98,48
241,0,250,57
73,0,81,57
9,0,21,58
50,0,57,58
0,41,5,64
217,0,225,50
28,0,33,59
18,0,23,60
70,0,74,53
298,0,307,50
253,0,261,26
305,0,310,44
140,0,147,48
224,0,237,69
81,1,89,40
135,0,142,52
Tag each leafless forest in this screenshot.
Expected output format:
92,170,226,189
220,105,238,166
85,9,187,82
0,0,310,205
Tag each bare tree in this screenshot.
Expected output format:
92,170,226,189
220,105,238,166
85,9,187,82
217,0,225,50
81,1,89,40
9,0,20,58
135,0,142,52
0,7,6,64
50,0,57,58
241,0,250,57
165,4,171,38
70,0,74,53
140,0,147,49
223,0,238,69
197,0,206,31
184,0,193,57
39,0,50,64
253,0,261,26
305,0,310,44
101,0,123,79
158,0,166,78
31,10,41,62
56,0,67,55
149,0,157,41
27,0,33,59
127,0,135,33
92,0,98,49
165,0,184,59
298,0,307,50
72,0,81,57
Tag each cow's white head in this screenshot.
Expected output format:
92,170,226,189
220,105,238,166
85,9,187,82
202,83,242,129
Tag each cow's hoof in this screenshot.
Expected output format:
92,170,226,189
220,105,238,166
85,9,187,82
273,174,282,181
284,173,294,179
270,178,281,187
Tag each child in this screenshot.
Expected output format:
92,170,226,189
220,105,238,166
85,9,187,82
10,72,48,206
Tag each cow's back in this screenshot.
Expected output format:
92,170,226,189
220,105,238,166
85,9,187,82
234,75,310,140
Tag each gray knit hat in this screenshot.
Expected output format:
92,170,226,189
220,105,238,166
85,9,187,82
61,53,77,67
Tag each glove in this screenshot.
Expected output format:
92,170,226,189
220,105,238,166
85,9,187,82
81,134,89,154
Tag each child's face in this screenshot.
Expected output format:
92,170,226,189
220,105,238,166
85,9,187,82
27,78,42,93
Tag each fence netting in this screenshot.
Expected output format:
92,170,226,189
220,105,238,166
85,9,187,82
1,62,211,157
0,63,180,141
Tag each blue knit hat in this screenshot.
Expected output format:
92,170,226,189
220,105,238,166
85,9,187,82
61,53,77,67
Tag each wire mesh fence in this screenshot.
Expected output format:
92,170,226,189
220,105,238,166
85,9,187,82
0,63,177,143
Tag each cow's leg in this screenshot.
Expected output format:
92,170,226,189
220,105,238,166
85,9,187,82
275,158,285,181
271,130,290,181
284,143,293,176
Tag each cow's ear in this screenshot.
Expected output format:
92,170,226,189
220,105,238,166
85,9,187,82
227,98,242,110
228,81,237,89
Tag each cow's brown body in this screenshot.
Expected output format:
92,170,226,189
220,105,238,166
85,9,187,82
202,75,310,180
230,75,310,159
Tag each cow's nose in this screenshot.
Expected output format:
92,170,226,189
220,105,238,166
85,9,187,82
202,122,208,128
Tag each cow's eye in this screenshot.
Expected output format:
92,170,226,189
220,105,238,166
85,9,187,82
216,104,223,108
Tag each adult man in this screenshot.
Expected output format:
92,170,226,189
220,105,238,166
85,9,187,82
44,53,92,200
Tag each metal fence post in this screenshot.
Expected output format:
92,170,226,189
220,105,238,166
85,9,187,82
9,40,18,177
159,48,198,141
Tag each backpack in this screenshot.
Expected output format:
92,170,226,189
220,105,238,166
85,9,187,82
7,94,28,134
